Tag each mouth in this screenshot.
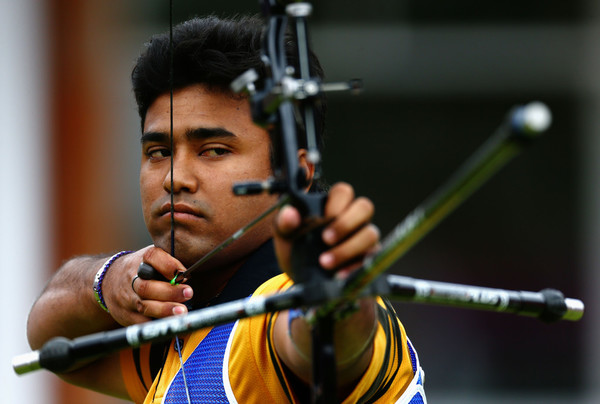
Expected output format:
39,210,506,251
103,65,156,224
158,203,204,220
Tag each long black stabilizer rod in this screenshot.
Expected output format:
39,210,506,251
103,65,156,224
13,273,583,376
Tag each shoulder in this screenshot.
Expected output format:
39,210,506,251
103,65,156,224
226,274,295,402
252,273,294,296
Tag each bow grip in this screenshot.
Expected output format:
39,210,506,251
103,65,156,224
290,224,331,285
288,192,332,286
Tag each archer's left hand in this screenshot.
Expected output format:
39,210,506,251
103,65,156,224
274,182,380,279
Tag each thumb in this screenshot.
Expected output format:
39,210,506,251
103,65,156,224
275,205,302,238
273,205,301,274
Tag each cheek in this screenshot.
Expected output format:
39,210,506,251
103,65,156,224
139,169,160,221
239,150,274,180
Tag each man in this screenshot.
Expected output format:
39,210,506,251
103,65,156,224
27,16,425,403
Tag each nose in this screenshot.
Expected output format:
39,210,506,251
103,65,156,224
163,154,198,194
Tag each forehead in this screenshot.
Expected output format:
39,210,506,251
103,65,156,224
143,84,264,139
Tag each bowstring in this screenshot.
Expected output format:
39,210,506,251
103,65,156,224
169,0,175,261
168,1,192,402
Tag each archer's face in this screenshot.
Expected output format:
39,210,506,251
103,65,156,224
140,84,278,269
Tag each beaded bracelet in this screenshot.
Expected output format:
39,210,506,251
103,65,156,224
93,250,133,312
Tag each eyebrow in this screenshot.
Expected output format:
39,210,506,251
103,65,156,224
141,127,237,145
187,127,237,141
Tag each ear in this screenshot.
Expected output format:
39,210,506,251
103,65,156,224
297,149,315,191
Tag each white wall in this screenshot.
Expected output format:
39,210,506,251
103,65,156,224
0,0,53,402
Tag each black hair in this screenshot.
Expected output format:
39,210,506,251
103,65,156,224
131,15,327,190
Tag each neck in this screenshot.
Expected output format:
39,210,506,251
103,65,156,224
186,259,244,308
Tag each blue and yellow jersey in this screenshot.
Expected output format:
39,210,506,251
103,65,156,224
120,273,426,403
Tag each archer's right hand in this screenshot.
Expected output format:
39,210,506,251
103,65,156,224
103,246,193,326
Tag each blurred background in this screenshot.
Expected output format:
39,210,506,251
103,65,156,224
1,0,597,402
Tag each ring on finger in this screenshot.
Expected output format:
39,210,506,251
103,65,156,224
131,275,139,293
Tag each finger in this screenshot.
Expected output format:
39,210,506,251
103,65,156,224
136,299,189,319
323,182,355,220
333,243,381,280
133,277,193,303
108,287,154,326
319,224,380,270
322,197,375,246
142,247,187,279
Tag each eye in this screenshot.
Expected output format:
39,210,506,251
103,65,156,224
200,147,231,158
147,147,171,160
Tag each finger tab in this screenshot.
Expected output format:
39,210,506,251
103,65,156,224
138,262,168,281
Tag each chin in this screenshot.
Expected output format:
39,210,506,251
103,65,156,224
150,234,171,253
171,240,215,267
